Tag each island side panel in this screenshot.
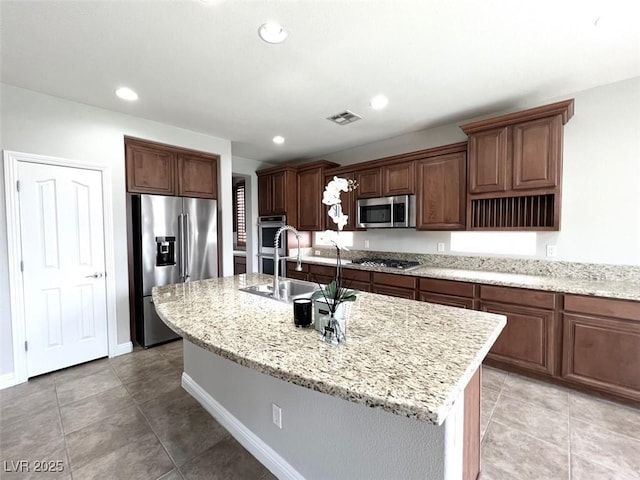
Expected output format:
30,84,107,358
183,341,463,480
463,369,481,480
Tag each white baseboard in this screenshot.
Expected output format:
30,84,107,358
110,341,133,357
182,373,304,480
0,372,18,390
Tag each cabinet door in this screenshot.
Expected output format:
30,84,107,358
480,302,557,375
125,143,175,195
382,162,414,195
372,284,416,300
416,152,466,230
271,172,287,214
233,256,246,275
468,127,509,194
258,174,272,216
177,155,217,199
420,292,474,309
355,168,382,198
562,314,640,400
298,168,323,231
513,115,561,190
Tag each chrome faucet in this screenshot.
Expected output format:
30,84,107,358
273,225,302,299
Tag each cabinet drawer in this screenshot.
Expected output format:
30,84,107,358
350,280,371,293
372,272,417,290
372,284,416,300
419,278,475,298
342,268,370,283
564,295,640,322
286,271,309,282
419,292,474,310
308,264,335,277
480,285,556,310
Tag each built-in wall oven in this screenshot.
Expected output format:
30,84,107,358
258,215,287,275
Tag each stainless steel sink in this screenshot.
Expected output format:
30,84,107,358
240,279,320,303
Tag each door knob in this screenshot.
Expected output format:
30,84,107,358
85,272,103,279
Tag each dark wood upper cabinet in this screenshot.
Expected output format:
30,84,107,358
297,160,339,231
125,137,218,199
460,99,574,231
256,165,298,220
125,142,176,195
258,174,272,215
416,151,466,230
512,115,561,190
177,154,217,199
382,162,414,195
468,127,508,194
355,168,382,198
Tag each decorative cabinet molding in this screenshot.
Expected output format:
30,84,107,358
125,137,218,199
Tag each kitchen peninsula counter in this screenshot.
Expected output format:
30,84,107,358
152,273,506,425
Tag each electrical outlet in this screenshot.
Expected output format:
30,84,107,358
272,403,282,429
364,240,370,249
437,242,445,252
546,245,557,257
314,250,320,256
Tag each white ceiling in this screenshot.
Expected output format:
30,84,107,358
1,0,639,163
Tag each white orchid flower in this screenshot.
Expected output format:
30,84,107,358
332,176,349,192
323,189,342,206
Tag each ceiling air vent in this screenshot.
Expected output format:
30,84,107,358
327,110,362,125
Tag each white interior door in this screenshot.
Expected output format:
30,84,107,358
18,161,108,377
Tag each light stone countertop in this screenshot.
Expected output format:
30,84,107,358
152,273,506,425
296,256,640,302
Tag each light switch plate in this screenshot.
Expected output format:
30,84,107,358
437,242,445,252
546,245,557,257
272,403,282,429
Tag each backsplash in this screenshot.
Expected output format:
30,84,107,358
307,247,640,282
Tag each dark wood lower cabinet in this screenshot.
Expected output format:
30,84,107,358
233,255,246,275
372,284,417,299
419,292,474,309
562,295,640,402
480,302,557,375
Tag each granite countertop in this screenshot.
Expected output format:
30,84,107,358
294,256,640,302
152,273,506,425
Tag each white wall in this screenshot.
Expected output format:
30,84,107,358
320,77,640,266
232,156,276,273
0,84,233,377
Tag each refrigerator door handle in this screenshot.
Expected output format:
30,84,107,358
184,213,191,280
178,213,185,280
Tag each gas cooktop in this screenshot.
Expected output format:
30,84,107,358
351,258,422,271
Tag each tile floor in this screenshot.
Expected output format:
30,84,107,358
1,340,639,479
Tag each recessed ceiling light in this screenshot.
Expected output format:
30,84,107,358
273,135,285,145
258,22,288,44
369,94,389,110
115,87,138,101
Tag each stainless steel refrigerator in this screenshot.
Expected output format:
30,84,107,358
133,194,218,347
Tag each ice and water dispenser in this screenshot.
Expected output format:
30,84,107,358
155,236,176,266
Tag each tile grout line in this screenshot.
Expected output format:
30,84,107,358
134,402,180,480
53,374,75,480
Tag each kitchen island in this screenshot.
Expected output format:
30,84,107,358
153,273,506,480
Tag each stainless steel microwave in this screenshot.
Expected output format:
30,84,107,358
357,195,416,228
